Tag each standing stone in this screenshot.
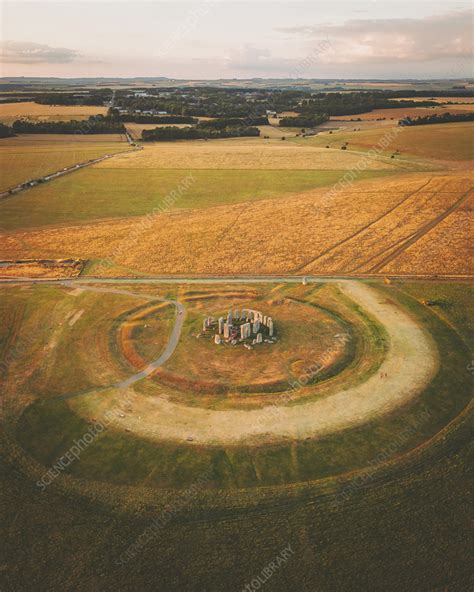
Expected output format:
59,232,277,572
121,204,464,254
253,320,260,333
218,317,224,334
224,323,230,339
256,333,263,344
263,315,268,326
203,319,208,331
268,319,274,337
227,311,233,325
214,334,221,345
234,310,240,320
240,325,246,340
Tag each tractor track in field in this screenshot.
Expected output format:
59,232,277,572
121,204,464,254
351,186,474,273
293,177,435,273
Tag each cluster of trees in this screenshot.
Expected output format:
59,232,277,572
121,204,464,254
299,92,437,116
34,91,112,106
142,126,260,141
0,123,15,138
279,113,328,127
197,116,268,129
400,112,474,126
385,89,474,99
11,117,125,134
114,113,197,124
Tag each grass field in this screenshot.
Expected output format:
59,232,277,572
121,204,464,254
3,281,470,489
295,121,474,161
1,278,472,591
0,134,128,192
0,101,108,124
0,167,396,229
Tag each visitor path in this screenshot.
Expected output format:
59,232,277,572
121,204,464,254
53,281,186,400
32,278,439,444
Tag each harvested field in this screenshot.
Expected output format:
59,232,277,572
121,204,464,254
297,177,474,274
298,122,474,162
0,134,127,192
381,199,474,275
0,101,108,124
1,172,471,275
94,139,411,170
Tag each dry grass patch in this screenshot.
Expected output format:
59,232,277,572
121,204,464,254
0,258,84,278
0,101,107,124
381,197,474,275
297,122,474,162
2,172,470,275
95,139,403,171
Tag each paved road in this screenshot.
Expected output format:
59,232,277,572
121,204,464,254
0,143,140,201
0,273,472,285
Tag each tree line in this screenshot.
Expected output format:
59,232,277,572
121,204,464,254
400,112,474,126
141,126,260,141
11,118,125,134
299,93,437,116
279,113,328,127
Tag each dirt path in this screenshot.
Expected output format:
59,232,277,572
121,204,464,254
54,282,186,400
80,281,438,445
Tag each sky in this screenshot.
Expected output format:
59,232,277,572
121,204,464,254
0,0,473,79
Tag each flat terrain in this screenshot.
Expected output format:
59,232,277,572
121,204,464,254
0,167,395,229
0,134,128,192
96,138,415,170
0,101,108,124
2,279,470,490
1,172,471,276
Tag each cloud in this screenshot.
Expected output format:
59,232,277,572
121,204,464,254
0,41,80,64
278,10,473,64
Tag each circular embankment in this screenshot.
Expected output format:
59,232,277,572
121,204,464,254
67,280,439,446
118,296,352,395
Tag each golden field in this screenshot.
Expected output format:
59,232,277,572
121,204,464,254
95,138,417,171
1,172,471,276
0,101,108,124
